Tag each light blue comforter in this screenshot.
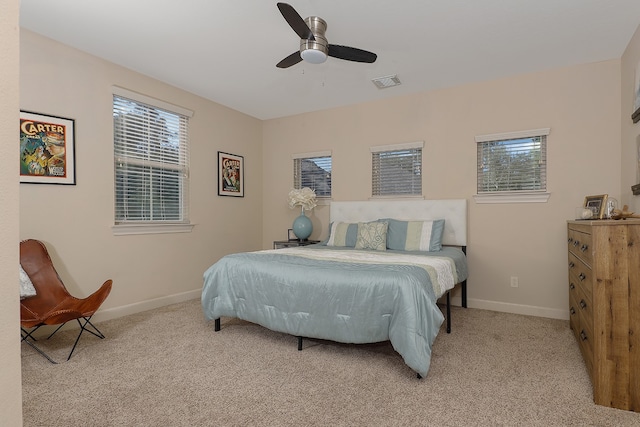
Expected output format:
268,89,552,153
202,246,467,377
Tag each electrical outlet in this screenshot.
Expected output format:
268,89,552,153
510,276,519,288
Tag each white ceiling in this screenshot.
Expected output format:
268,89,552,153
19,0,640,120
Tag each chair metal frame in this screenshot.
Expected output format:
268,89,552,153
20,316,107,363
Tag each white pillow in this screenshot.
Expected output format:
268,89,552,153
19,264,37,299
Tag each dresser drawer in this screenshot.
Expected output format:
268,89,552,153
568,289,580,339
577,292,593,334
578,326,594,379
567,228,593,266
569,282,594,378
575,274,594,368
568,252,593,303
578,303,594,378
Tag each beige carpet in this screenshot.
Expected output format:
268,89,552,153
21,299,640,426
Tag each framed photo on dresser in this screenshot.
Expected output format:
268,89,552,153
583,194,608,219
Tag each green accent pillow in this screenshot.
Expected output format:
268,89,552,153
355,221,388,251
325,222,359,247
385,218,445,251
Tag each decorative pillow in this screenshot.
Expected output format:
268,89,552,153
19,264,37,300
326,222,359,247
354,221,388,251
385,218,445,252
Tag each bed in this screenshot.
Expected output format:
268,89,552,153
202,199,468,377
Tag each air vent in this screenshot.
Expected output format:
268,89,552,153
372,75,401,89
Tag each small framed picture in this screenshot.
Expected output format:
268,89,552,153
584,194,608,219
218,151,244,197
633,60,640,123
288,229,298,241
20,111,76,185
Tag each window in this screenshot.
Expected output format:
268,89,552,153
475,128,550,203
293,151,332,198
371,141,423,197
113,87,193,232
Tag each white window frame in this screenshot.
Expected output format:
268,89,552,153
292,151,332,201
112,86,194,235
473,128,550,204
370,141,424,199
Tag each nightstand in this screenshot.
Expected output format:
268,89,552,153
273,240,320,249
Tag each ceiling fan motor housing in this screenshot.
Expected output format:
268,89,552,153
300,16,328,63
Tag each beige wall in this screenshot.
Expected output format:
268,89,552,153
1,0,23,425
622,25,640,212
263,60,622,319
19,30,263,320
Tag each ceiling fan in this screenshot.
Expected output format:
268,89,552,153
276,2,377,68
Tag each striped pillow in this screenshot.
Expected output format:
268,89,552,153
385,219,445,252
326,222,359,247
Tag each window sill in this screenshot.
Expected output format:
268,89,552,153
369,195,425,200
473,192,550,204
112,223,195,236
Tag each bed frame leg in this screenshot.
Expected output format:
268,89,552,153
214,318,221,332
462,280,467,308
460,246,468,309
446,292,451,334
297,336,303,351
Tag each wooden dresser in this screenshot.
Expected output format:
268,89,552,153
567,220,640,411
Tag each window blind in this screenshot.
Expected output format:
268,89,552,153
476,134,547,193
113,94,190,223
371,144,422,196
293,154,332,197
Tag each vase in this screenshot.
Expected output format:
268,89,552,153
292,209,312,240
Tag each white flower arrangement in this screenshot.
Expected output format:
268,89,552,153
288,187,318,212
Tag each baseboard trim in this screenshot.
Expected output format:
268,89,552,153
95,291,568,325
92,289,201,323
461,297,568,320
24,289,202,338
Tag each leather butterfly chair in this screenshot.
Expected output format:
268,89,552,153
20,239,113,363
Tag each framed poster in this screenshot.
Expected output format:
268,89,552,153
633,60,640,123
218,151,244,197
20,111,76,184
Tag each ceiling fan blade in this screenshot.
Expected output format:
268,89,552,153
276,51,303,68
328,44,377,63
277,3,314,41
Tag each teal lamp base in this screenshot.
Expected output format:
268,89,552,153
292,212,312,240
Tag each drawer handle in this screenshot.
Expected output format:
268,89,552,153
570,307,576,315
568,237,573,243
580,330,588,341
580,299,587,309
580,244,589,252
573,240,580,247
578,273,586,281
570,283,575,290
569,261,575,269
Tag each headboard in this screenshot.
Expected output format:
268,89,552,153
329,199,467,247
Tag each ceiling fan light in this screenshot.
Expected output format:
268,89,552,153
301,49,328,64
